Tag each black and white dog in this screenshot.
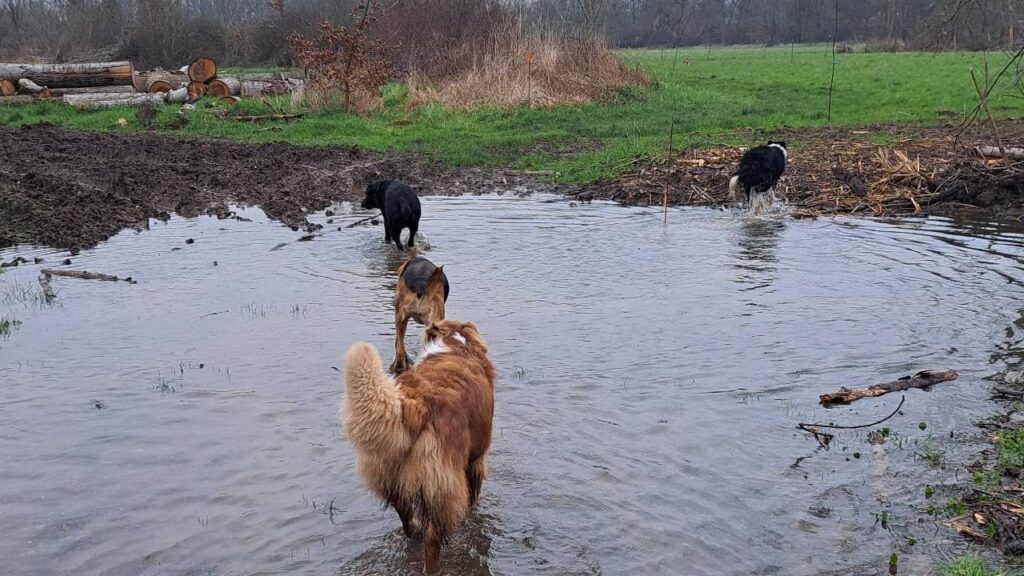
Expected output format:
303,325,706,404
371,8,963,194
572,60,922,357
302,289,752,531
728,141,788,215
362,179,421,250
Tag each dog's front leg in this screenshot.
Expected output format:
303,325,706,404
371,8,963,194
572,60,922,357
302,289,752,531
390,311,411,373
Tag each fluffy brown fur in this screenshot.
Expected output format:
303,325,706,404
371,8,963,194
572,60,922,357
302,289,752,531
343,320,495,575
391,258,447,374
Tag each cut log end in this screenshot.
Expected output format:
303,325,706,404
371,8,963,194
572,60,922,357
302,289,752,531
148,80,173,93
220,95,240,107
187,81,207,103
188,57,217,83
206,79,231,97
0,79,15,96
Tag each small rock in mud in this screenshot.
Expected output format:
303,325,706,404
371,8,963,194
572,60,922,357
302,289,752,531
62,258,72,265
326,219,334,224
371,219,380,226
33,257,44,264
156,211,171,222
185,238,194,245
867,430,887,445
171,247,181,252
1,257,27,268
213,261,218,267
297,234,316,242
69,247,80,256
289,225,299,232
325,210,335,217
233,215,252,223
91,399,105,410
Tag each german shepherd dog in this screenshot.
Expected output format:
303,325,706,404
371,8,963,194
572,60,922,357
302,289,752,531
391,257,450,374
362,180,421,250
343,320,495,575
729,141,788,215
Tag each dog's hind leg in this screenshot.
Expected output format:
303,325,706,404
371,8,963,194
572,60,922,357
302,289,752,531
466,456,487,507
393,498,421,539
394,228,405,251
423,520,441,575
390,310,411,373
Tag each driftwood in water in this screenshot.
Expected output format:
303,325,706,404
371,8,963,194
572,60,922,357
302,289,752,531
65,93,167,110
41,268,134,283
819,370,959,406
975,146,1024,161
0,61,134,88
187,57,217,83
0,79,15,96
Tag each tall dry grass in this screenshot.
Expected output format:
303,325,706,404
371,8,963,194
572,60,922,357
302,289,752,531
405,21,651,110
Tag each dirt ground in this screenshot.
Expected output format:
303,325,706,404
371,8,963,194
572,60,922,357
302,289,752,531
0,124,550,250
2,120,1024,251
579,119,1024,222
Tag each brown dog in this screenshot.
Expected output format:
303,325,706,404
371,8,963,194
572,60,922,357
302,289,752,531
391,257,449,374
343,320,495,575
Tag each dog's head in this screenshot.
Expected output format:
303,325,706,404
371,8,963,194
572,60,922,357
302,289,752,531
362,180,390,210
767,140,788,160
424,319,488,355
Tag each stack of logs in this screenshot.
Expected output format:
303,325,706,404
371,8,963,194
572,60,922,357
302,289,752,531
0,57,303,110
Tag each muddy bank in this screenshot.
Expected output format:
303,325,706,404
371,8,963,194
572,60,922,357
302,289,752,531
0,124,546,250
3,121,1024,250
578,120,1024,222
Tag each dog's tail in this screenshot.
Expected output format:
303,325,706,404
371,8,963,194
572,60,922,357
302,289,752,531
342,342,411,456
728,175,740,201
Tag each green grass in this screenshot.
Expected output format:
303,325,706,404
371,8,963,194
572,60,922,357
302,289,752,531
3,46,1024,183
0,316,19,338
943,556,1003,576
996,428,1024,472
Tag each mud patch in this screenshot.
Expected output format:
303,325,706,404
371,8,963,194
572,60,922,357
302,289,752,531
0,125,551,250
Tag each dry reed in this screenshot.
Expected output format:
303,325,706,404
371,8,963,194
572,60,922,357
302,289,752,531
405,22,650,110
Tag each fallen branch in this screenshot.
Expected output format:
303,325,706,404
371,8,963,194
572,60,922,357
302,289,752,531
819,370,958,406
41,268,135,283
345,213,381,228
227,113,303,122
975,146,1024,161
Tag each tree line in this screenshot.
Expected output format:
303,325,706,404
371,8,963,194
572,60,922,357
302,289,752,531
0,0,1018,68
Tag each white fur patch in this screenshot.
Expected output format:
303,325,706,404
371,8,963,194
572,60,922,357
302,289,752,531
416,339,450,364
769,143,788,161
451,332,466,345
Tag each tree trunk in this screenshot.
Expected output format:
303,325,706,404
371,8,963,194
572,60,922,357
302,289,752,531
206,78,235,97
16,78,46,94
187,57,217,83
148,80,173,93
65,93,167,110
0,95,40,105
187,81,207,102
0,79,15,96
230,72,303,83
135,71,188,92
50,85,134,96
0,62,134,88
166,87,189,104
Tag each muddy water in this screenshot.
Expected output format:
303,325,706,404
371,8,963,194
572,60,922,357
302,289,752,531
2,196,1024,576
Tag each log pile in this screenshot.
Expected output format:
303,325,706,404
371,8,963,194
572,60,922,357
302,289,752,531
0,56,304,112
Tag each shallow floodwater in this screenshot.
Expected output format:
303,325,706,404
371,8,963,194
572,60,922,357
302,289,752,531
2,196,1024,576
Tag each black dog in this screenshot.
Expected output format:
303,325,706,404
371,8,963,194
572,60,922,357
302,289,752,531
362,180,421,250
729,141,787,214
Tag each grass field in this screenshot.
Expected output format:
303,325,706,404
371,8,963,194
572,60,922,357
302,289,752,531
2,46,1023,183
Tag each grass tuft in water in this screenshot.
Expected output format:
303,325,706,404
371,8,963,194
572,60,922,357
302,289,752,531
0,315,21,338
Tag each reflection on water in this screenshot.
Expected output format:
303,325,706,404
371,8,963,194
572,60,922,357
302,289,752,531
1,196,1024,576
